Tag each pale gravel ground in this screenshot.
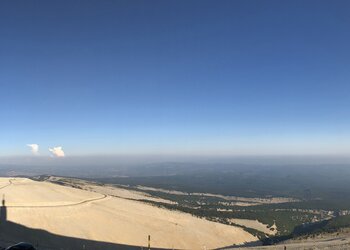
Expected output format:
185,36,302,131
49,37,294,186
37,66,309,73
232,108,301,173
227,231,350,250
49,176,177,205
0,177,257,249
232,239,350,250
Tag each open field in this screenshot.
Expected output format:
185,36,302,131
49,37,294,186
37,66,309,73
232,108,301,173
0,177,257,249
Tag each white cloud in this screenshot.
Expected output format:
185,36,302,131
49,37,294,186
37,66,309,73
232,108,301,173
27,144,39,155
49,146,65,157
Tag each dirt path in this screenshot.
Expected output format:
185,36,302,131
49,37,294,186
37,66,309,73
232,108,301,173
7,194,108,208
2,179,108,208
0,179,13,190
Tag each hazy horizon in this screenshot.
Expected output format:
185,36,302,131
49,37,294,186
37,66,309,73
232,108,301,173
1,2,350,249
1,154,350,167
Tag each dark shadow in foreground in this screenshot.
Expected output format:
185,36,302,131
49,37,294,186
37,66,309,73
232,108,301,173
218,240,262,249
0,220,167,250
0,196,167,250
0,196,254,250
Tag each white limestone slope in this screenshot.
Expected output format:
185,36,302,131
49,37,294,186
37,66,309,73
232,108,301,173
0,177,257,249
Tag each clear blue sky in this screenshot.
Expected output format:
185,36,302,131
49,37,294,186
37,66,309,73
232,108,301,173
1,0,350,157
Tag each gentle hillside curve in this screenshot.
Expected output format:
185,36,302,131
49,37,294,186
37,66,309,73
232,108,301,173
0,177,257,249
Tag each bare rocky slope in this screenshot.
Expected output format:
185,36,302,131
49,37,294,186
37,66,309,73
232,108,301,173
0,177,257,249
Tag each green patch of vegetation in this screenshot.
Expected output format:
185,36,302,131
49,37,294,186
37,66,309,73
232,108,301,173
84,166,350,244
325,214,350,230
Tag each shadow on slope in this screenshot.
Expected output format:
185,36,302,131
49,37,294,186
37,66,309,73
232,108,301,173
261,215,350,246
0,220,166,250
0,197,165,250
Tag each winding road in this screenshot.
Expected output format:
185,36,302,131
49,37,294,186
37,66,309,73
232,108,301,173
0,179,13,190
0,178,108,208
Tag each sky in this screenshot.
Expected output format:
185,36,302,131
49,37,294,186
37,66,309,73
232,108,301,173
1,0,350,158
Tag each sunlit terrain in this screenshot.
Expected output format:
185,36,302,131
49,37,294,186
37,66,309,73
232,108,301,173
1,0,350,249
0,177,256,249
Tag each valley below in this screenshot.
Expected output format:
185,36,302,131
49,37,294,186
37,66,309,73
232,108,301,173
1,165,350,250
